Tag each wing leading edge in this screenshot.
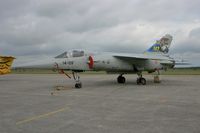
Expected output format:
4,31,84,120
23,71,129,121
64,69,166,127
113,53,170,61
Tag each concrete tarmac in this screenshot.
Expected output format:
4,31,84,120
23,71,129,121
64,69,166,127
0,74,200,133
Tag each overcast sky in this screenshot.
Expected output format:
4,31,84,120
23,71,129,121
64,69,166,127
0,0,200,66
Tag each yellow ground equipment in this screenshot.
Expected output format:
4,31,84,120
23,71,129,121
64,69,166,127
0,56,15,75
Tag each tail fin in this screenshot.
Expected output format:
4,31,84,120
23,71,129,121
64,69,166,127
146,34,173,54
0,56,15,75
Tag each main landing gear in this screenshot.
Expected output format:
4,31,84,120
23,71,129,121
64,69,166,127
117,74,126,84
136,73,146,85
117,73,146,85
73,72,82,89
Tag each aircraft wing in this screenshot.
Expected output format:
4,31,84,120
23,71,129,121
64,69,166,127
113,53,170,61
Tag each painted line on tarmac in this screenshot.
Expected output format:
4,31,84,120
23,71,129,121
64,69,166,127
16,107,70,125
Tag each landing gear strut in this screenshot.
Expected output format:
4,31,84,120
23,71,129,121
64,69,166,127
136,72,146,85
73,72,82,89
117,74,126,84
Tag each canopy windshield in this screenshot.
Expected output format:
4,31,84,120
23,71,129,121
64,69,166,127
55,50,85,58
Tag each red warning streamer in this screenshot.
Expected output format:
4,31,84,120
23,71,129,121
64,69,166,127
54,63,71,79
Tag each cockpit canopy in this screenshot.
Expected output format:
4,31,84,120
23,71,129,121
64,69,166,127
55,50,85,58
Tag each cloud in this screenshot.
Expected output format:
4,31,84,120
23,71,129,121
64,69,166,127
171,27,200,54
0,0,200,66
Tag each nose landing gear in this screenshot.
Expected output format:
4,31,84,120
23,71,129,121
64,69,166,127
73,72,82,89
54,63,82,89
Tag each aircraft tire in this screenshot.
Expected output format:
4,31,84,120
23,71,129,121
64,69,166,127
117,76,126,84
140,78,146,85
136,78,141,85
75,83,82,88
137,78,146,85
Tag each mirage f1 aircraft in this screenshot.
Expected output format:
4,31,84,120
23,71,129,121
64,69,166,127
0,56,15,75
18,34,185,88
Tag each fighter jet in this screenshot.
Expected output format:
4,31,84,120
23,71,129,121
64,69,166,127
0,56,15,75
18,34,185,88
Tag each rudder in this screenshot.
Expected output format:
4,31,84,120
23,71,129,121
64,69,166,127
146,34,173,54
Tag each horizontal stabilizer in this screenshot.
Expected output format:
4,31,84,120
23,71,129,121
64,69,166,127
175,60,190,65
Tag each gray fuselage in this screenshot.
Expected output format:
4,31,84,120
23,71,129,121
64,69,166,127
53,52,175,74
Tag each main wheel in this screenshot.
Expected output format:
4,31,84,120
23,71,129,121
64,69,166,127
136,78,146,85
140,78,146,85
136,78,141,85
117,76,126,84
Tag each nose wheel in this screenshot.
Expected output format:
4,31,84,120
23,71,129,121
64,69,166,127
75,82,82,88
117,75,126,84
